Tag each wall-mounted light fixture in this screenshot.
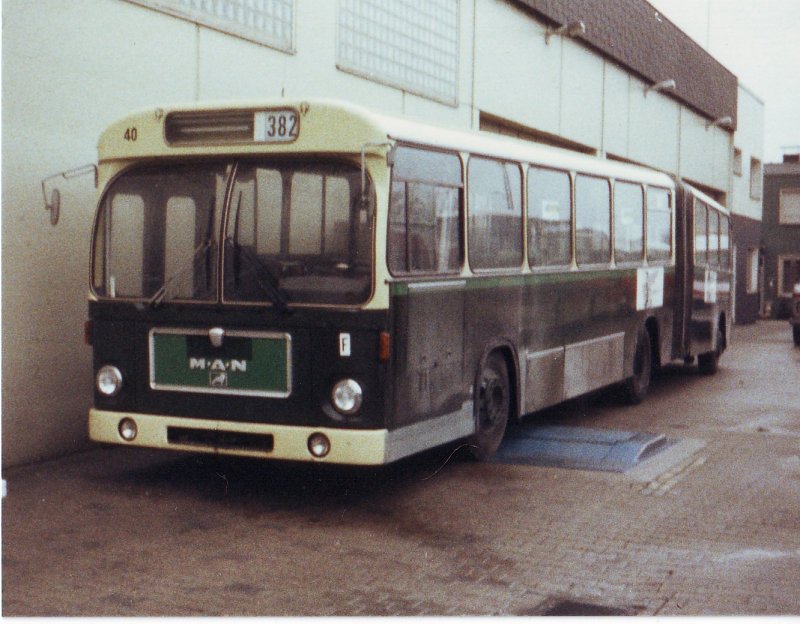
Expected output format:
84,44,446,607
706,115,733,130
644,79,676,97
544,20,586,44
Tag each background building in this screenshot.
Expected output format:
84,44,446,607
730,84,765,324
1,0,762,467
761,153,800,318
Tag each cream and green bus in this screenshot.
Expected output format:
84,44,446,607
88,99,732,464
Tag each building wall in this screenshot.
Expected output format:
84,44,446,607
762,163,800,318
2,0,743,467
730,85,765,324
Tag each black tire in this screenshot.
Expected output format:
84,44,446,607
793,325,800,347
698,327,723,375
467,352,510,461
622,326,652,405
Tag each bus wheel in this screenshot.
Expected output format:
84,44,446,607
623,327,652,405
467,352,510,461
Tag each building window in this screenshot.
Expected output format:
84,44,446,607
337,0,459,105
750,157,763,200
733,148,742,176
127,0,294,50
779,188,800,225
746,247,759,295
778,255,800,296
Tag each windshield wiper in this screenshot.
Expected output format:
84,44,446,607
228,239,291,314
149,238,214,309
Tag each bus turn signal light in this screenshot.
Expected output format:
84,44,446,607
379,331,391,362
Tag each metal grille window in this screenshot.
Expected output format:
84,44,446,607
128,0,294,51
337,0,459,104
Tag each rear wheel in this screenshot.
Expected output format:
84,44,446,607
467,352,510,461
698,327,724,375
622,326,652,405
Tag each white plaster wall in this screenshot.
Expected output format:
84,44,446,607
732,85,765,221
2,0,200,467
473,0,561,136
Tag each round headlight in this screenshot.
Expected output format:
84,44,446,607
331,379,363,415
96,365,123,397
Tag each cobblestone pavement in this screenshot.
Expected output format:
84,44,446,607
3,321,799,616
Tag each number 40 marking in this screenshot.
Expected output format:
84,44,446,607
124,127,138,142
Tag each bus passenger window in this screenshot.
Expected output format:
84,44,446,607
527,167,571,267
108,193,145,297
720,217,731,267
388,146,462,276
694,201,708,265
646,187,672,262
708,210,720,267
613,182,644,263
468,157,522,270
575,175,611,266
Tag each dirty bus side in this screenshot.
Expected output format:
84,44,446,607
88,99,731,465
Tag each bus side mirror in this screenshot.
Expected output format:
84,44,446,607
45,188,61,226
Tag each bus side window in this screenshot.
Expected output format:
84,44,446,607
613,181,644,264
709,209,720,267
694,200,708,265
575,174,611,266
467,157,523,270
388,146,462,276
527,166,571,267
720,217,731,267
646,187,672,262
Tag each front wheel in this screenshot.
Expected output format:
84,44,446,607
467,352,510,461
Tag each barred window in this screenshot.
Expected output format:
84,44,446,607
337,0,459,104
127,0,294,51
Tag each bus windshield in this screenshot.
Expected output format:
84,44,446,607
92,160,374,306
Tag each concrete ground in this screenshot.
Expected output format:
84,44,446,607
2,320,799,616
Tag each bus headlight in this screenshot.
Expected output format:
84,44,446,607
331,379,363,415
96,365,123,397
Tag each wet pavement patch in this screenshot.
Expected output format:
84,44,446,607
523,598,641,616
492,424,676,472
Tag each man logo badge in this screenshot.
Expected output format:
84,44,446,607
209,371,228,387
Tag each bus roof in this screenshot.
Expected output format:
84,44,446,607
98,98,675,189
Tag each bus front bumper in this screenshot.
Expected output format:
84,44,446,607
89,408,391,465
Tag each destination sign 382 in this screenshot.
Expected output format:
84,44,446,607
148,328,291,398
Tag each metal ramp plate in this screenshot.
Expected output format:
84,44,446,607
492,424,675,472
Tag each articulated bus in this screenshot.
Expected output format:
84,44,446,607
88,99,732,465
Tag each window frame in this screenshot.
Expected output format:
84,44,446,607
574,173,612,268
466,155,524,272
526,164,573,270
612,179,645,266
387,144,464,277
